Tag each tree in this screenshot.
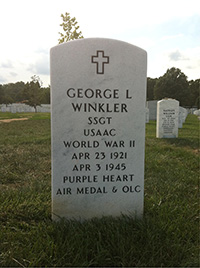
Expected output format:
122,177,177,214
195,96,200,109
40,86,50,104
189,79,200,108
2,95,14,106
147,77,158,101
0,84,4,104
24,75,43,112
0,82,26,104
13,81,26,102
1,84,14,105
58,12,83,44
154,67,189,106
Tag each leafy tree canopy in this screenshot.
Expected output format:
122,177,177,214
58,12,84,44
154,67,189,106
0,68,199,108
189,79,200,108
147,78,158,101
24,76,43,112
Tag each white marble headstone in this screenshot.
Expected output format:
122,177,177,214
50,38,147,221
146,107,149,123
156,99,179,138
178,107,183,128
194,109,200,116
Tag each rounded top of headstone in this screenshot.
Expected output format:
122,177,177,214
51,37,147,55
158,98,179,105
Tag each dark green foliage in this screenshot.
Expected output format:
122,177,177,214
2,82,26,104
147,77,158,101
0,113,199,267
189,79,200,108
0,84,3,103
24,75,46,112
146,69,199,107
0,68,199,108
0,79,50,105
154,67,189,106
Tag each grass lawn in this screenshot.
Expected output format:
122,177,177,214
0,113,199,267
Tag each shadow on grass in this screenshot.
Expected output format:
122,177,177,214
161,137,199,150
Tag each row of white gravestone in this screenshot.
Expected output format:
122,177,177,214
0,103,50,113
178,106,188,128
146,100,190,121
146,103,189,127
156,98,188,138
0,103,187,128
0,102,189,126
146,100,188,135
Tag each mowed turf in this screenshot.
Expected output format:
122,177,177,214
0,112,199,267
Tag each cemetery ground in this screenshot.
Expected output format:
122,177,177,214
0,112,199,267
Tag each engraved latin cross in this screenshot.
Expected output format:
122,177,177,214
91,50,109,74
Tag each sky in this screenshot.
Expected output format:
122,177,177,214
0,0,199,86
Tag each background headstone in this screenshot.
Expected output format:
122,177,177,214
178,107,183,128
0,103,51,113
156,98,179,138
194,109,200,116
183,107,188,122
50,38,147,221
146,107,149,123
146,100,158,120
